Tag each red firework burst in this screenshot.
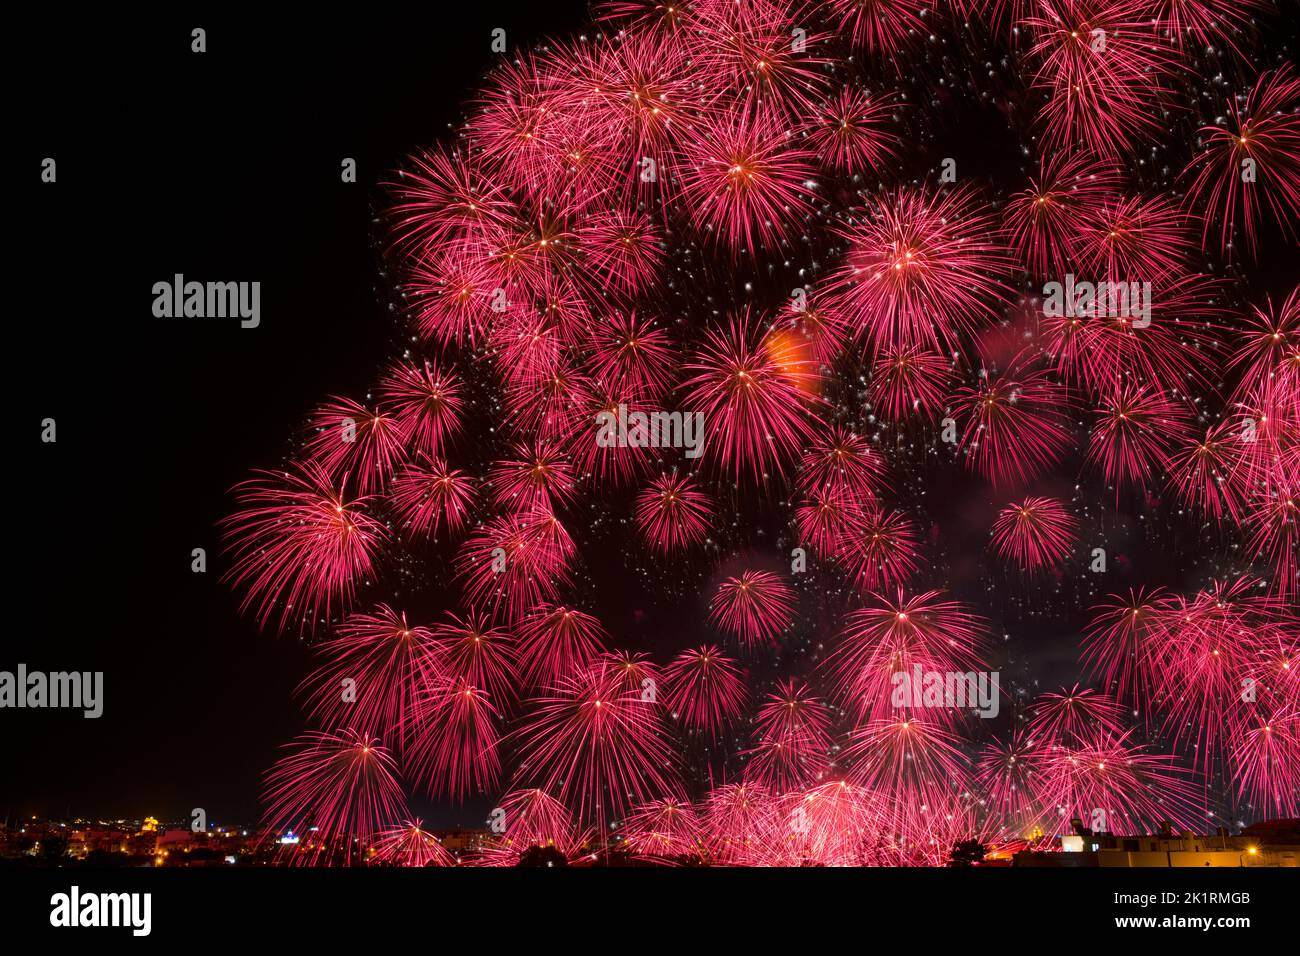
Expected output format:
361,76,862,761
709,569,796,647
305,396,411,495
369,820,456,867
634,472,715,552
222,462,388,635
823,588,988,726
406,678,502,801
1086,385,1195,492
377,359,464,458
662,645,749,736
681,313,823,480
868,347,955,420
952,362,1074,488
296,605,443,748
511,660,678,831
745,679,835,790
262,730,408,866
825,185,1013,356
677,107,817,253
1003,151,1121,279
515,604,608,689
803,86,901,174
1183,65,1300,257
989,496,1079,572
389,455,476,540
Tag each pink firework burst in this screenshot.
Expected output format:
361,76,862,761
745,678,835,791
623,798,705,861
662,644,749,736
1028,685,1128,747
839,507,924,593
586,311,677,399
1027,0,1179,160
389,455,476,540
634,472,715,553
825,185,1013,357
822,588,988,726
825,0,927,60
709,569,796,647
1183,65,1300,257
1086,384,1195,492
386,146,510,258
868,347,955,420
1230,705,1300,818
803,86,901,174
305,396,411,495
485,439,577,513
296,605,443,749
951,362,1074,488
406,678,502,801
575,210,666,299
262,730,408,866
377,359,464,458
1003,151,1121,279
677,107,817,254
989,496,1078,572
1083,193,1198,283
515,603,608,689
222,462,388,636
431,611,520,709
797,424,887,502
512,660,678,832
1029,730,1205,836
1082,586,1171,716
681,313,823,480
369,820,456,867
454,510,574,621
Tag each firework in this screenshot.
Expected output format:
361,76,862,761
677,108,817,254
634,472,715,552
823,588,988,726
296,605,443,748
223,462,388,635
377,359,464,458
1087,385,1195,492
989,496,1078,572
1028,685,1128,746
511,660,679,831
485,439,578,513
406,678,502,801
515,604,608,689
662,645,749,736
262,730,408,865
744,679,834,791
1184,65,1300,256
709,569,796,647
804,86,901,174
623,798,705,861
305,396,411,495
681,313,823,480
1003,151,1121,279
586,311,677,399
431,611,520,708
952,363,1074,488
369,820,456,867
826,185,1013,357
868,347,955,420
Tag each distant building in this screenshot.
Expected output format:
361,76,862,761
1014,819,1300,867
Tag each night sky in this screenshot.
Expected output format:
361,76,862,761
9,5,1298,830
